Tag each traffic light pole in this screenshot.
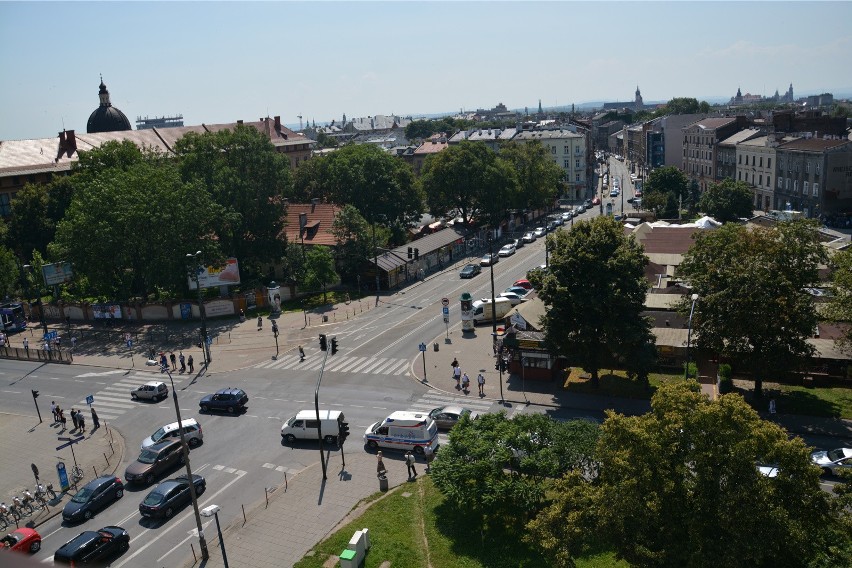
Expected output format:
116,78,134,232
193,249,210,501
31,390,42,423
314,345,330,480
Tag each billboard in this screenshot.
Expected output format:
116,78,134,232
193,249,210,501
188,257,241,290
42,262,73,286
92,304,122,319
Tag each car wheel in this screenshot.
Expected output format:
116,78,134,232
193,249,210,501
119,541,129,553
145,473,154,485
200,405,208,413
115,488,124,499
188,437,200,448
165,507,174,519
367,440,378,450
30,540,41,553
414,446,425,455
324,435,335,444
284,434,296,444
823,467,833,476
84,510,93,520
196,484,206,496
227,406,235,414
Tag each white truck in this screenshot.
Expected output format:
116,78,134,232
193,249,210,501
364,411,439,454
471,297,513,325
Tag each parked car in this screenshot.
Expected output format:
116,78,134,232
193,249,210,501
428,405,480,430
480,253,499,267
53,526,129,564
512,279,532,290
142,418,203,450
131,381,168,402
577,205,587,214
533,227,546,237
610,189,619,198
498,243,516,257
522,231,536,243
125,440,186,486
62,476,125,523
551,216,564,226
0,527,41,553
459,264,481,279
584,199,592,208
513,238,524,249
139,475,206,519
810,447,852,476
199,388,249,414
526,264,548,280
504,286,530,297
592,196,601,205
547,221,559,232
499,292,524,305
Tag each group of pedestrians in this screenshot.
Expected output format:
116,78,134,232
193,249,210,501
156,350,194,374
50,401,100,432
450,357,486,396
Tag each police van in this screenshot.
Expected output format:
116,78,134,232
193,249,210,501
364,411,439,454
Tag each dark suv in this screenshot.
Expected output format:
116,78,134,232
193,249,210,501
124,440,186,485
199,388,248,414
62,476,124,523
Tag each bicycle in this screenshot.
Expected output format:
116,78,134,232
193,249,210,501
36,482,57,502
71,465,84,482
11,495,32,517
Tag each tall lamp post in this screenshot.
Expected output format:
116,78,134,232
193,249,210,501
486,230,505,404
201,505,229,568
684,293,699,380
162,365,209,561
186,252,211,365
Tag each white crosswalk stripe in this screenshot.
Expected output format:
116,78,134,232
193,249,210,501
250,350,410,377
68,370,188,423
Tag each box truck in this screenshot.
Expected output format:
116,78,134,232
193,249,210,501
471,297,513,325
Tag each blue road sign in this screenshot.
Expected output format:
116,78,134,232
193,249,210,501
44,330,58,340
442,306,449,315
418,343,427,352
86,395,94,405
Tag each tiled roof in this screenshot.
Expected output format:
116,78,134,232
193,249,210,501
630,224,707,255
777,137,850,152
373,227,468,272
689,117,737,130
413,139,448,155
283,203,342,247
512,129,583,141
718,128,762,146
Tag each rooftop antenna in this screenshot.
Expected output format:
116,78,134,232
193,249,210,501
298,114,303,130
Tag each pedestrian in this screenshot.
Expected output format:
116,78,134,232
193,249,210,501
188,354,194,373
477,373,485,396
159,352,167,369
424,445,435,473
451,357,458,370
169,352,177,370
461,372,470,394
58,409,67,431
150,347,156,360
179,352,186,373
453,365,462,390
405,450,417,479
299,345,305,361
50,401,58,423
257,315,263,330
376,451,386,478
71,336,77,351
78,412,85,432
70,409,78,430
22,337,29,354
769,398,777,416
91,407,100,430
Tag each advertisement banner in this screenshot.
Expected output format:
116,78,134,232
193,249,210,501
188,257,241,290
42,262,73,286
92,304,122,319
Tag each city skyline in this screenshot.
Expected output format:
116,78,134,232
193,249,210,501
1,1,851,141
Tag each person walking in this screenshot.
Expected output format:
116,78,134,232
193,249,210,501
51,401,58,423
179,352,186,373
159,352,167,369
70,409,78,431
405,450,417,479
257,315,263,330
22,337,29,354
424,445,435,473
71,336,77,351
453,364,462,390
477,373,485,396
169,352,177,371
769,398,777,416
298,346,305,362
78,412,85,432
376,451,386,478
461,372,470,394
58,408,67,432
91,407,100,430
188,354,194,373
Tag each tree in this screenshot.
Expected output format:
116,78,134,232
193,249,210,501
330,205,372,284
826,247,852,354
664,97,701,115
175,124,292,278
302,245,337,303
643,166,689,218
499,141,562,210
528,381,845,568
315,131,338,149
290,153,332,202
676,221,826,397
530,216,651,387
8,176,75,261
698,179,754,222
0,244,19,299
421,140,517,228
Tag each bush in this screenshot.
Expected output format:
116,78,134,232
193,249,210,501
718,364,733,394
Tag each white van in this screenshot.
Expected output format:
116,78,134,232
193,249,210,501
364,411,439,454
281,409,345,444
471,297,513,325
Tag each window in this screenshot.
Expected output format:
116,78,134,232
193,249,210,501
813,183,819,196
564,146,569,154
767,175,771,188
575,160,580,169
794,180,798,193
778,177,783,189
575,173,580,182
804,181,809,194
759,175,762,186
806,161,810,173
816,163,821,175
767,158,771,169
751,156,755,166
0,194,9,216
551,146,556,154
759,156,763,167
738,154,742,164
785,178,790,190
564,159,570,168
738,171,742,180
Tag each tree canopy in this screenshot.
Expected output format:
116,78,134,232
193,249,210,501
302,245,337,303
676,221,826,397
330,205,374,285
499,140,563,211
8,176,75,262
698,178,754,222
643,166,690,218
826,247,852,354
528,381,844,568
530,216,652,387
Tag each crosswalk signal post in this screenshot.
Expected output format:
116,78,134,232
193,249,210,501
319,334,327,351
330,337,338,355
31,389,42,423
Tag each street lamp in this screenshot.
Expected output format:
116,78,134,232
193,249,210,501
486,230,505,404
162,365,209,561
685,293,699,380
186,252,211,365
201,505,229,568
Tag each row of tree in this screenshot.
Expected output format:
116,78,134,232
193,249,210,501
640,165,753,222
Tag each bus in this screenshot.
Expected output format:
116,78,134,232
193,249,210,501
0,303,27,333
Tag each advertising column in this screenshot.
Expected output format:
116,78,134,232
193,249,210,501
460,292,474,333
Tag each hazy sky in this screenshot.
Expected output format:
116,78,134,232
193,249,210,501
1,1,850,141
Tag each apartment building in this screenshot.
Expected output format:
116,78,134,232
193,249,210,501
775,137,852,218
717,128,762,182
682,117,748,191
512,129,586,200
736,135,777,212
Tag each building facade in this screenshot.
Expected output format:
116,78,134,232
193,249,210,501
775,137,852,218
716,128,762,182
681,117,747,191
511,129,587,200
736,135,777,212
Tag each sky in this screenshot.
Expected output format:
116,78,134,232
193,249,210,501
1,1,850,141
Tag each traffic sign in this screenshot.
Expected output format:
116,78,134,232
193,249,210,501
418,343,427,352
442,306,449,315
86,394,94,405
441,297,449,307
44,330,58,340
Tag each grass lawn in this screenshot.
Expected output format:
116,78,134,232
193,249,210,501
738,381,852,420
293,476,626,568
562,367,685,399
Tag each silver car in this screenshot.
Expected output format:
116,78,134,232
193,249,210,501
131,381,168,402
428,405,480,430
810,447,852,476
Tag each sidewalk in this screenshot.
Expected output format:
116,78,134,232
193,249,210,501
0,411,126,528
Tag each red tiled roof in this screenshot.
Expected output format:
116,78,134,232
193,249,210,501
633,226,701,255
283,203,342,247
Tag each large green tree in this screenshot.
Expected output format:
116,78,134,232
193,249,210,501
303,245,337,303
528,382,844,568
826,247,852,354
677,221,826,397
51,149,223,300
499,140,562,211
330,205,373,285
175,124,292,277
8,176,75,262
421,140,517,228
699,178,754,222
530,216,652,387
0,244,19,298
643,166,689,218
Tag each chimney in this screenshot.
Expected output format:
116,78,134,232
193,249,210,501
58,131,66,151
274,116,281,131
66,130,77,152
237,119,243,125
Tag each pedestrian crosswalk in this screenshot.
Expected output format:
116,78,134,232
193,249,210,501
404,391,496,446
253,348,410,376
68,370,186,422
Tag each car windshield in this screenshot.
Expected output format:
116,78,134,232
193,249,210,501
151,427,167,442
827,448,849,461
71,487,94,503
137,449,159,464
143,492,165,506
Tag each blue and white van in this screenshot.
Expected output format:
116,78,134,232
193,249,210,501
364,411,439,455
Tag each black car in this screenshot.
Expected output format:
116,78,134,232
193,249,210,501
199,388,248,413
53,526,129,564
139,474,206,519
459,264,481,278
62,476,124,523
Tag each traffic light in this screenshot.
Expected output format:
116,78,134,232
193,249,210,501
414,248,419,260
330,336,338,355
319,334,327,351
31,389,39,399
338,421,350,446
407,247,413,259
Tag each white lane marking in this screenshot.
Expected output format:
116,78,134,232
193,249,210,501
75,370,126,377
1,389,21,394
156,520,214,562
